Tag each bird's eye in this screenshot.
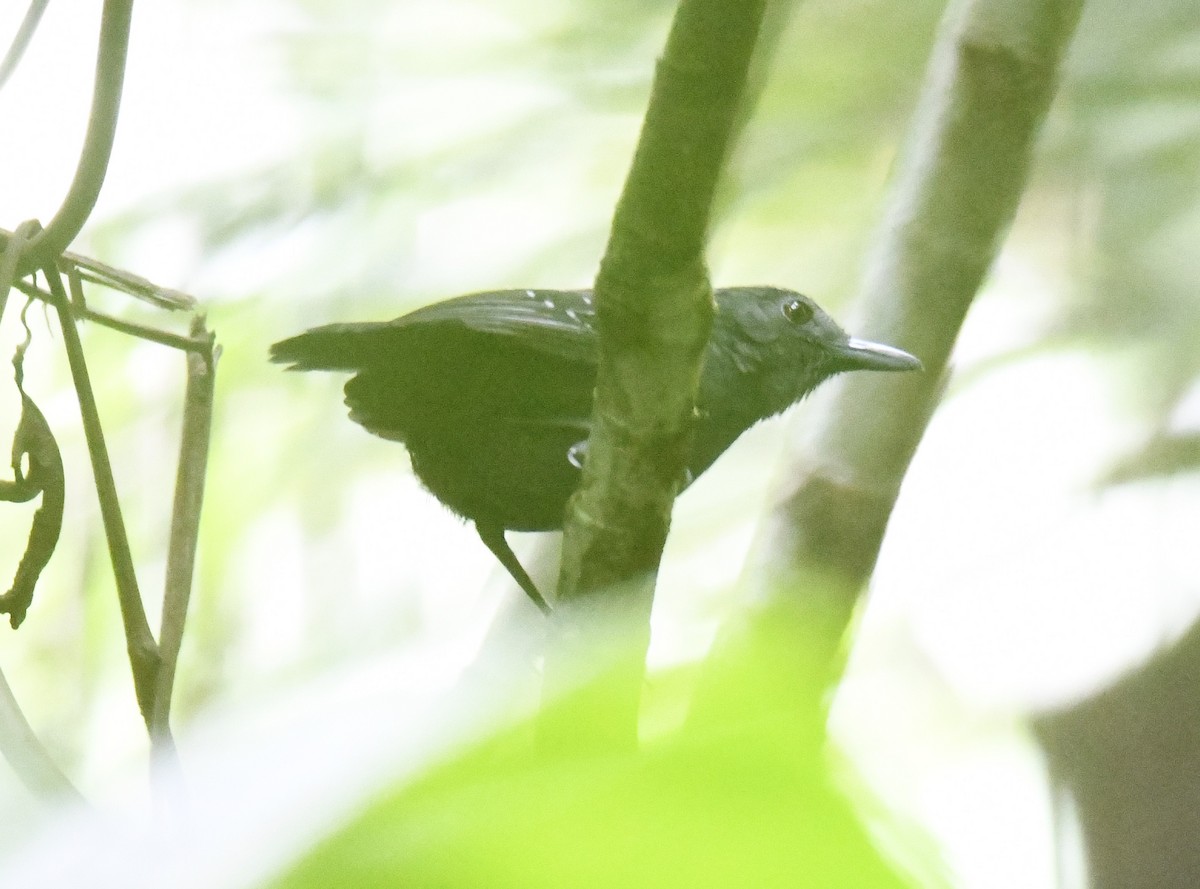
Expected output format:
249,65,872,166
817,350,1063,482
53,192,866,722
782,298,814,325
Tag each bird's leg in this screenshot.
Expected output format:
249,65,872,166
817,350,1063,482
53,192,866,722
475,523,551,614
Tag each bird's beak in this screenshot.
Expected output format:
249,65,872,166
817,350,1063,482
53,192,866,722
833,337,923,372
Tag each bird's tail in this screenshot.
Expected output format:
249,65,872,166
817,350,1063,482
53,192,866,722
269,322,398,371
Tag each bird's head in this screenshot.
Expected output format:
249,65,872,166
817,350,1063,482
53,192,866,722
707,286,921,421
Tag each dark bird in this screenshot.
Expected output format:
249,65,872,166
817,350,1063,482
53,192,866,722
270,287,920,612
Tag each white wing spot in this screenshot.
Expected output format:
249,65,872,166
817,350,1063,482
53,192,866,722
581,294,593,305
565,309,579,322
525,289,537,299
542,298,555,309
567,441,587,469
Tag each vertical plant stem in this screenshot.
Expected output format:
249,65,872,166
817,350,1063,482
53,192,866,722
150,318,216,745
773,0,1084,593
541,0,768,750
694,0,1086,717
45,267,161,725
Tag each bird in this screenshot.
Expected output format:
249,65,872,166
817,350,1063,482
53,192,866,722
270,286,920,612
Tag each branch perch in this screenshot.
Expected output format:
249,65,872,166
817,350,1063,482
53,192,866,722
541,0,769,749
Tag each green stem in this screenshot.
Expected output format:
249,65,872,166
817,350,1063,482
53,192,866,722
13,0,134,273
13,277,206,352
150,318,216,743
542,0,768,751
45,266,161,726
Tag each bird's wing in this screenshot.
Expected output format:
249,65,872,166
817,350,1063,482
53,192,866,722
272,288,600,445
395,289,598,364
269,289,598,371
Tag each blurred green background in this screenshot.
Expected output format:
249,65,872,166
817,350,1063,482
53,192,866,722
0,0,1198,885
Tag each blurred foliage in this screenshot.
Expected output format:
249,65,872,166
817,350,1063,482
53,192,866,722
273,615,939,889
1045,0,1200,462
278,726,914,889
1102,430,1200,483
